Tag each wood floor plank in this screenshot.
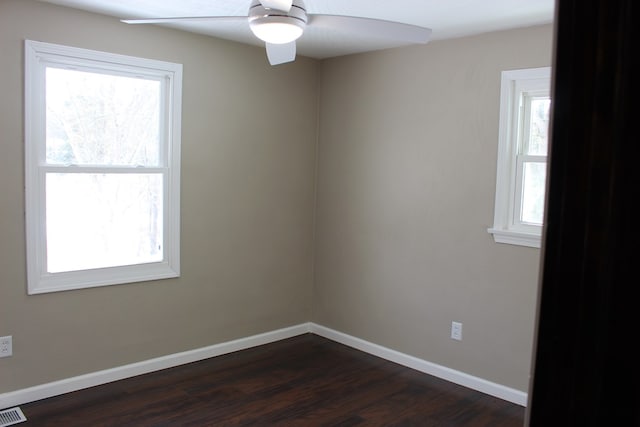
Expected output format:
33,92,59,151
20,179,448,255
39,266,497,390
19,334,525,426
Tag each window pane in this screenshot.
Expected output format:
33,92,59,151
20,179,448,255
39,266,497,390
46,67,161,166
521,162,547,225
46,173,163,273
527,98,550,156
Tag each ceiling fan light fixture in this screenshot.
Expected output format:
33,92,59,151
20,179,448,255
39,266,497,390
248,0,307,44
249,18,305,44
122,0,432,66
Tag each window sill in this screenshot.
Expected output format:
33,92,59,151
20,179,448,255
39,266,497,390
487,228,541,248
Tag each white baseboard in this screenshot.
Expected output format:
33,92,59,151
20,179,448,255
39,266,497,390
1,322,527,409
309,323,528,406
0,323,311,410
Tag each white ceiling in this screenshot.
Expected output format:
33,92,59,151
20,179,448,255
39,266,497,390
37,0,555,59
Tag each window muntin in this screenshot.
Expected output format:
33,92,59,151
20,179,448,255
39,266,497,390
489,67,551,248
25,40,182,294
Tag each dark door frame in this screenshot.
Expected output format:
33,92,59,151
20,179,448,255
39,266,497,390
527,1,638,425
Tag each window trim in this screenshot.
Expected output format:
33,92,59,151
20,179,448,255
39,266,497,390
25,40,182,294
488,66,551,249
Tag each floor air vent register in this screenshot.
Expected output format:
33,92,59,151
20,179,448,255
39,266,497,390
0,407,26,426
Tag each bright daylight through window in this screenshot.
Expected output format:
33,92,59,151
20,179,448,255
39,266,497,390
489,67,551,248
25,40,182,294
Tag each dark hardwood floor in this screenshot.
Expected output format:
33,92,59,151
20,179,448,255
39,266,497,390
19,334,525,426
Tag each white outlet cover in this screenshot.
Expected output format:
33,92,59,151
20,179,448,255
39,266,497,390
0,336,12,357
451,322,462,341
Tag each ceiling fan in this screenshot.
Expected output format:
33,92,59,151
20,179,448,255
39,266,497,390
122,0,432,66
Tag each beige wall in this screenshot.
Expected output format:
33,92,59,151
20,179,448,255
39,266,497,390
0,0,317,392
313,25,553,392
0,0,553,398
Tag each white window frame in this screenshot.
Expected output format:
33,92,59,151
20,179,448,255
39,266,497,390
488,66,551,248
25,40,182,294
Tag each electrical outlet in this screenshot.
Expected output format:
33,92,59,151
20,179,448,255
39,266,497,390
451,322,462,341
0,336,12,357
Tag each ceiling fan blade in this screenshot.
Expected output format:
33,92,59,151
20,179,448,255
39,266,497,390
259,0,293,12
121,16,246,24
265,41,296,65
307,15,432,44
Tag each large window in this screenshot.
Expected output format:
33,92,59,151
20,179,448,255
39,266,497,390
25,40,182,294
488,67,551,248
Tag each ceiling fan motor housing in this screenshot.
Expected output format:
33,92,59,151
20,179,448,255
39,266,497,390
248,0,308,44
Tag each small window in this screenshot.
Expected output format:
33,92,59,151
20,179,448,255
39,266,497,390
488,67,551,248
25,40,183,294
